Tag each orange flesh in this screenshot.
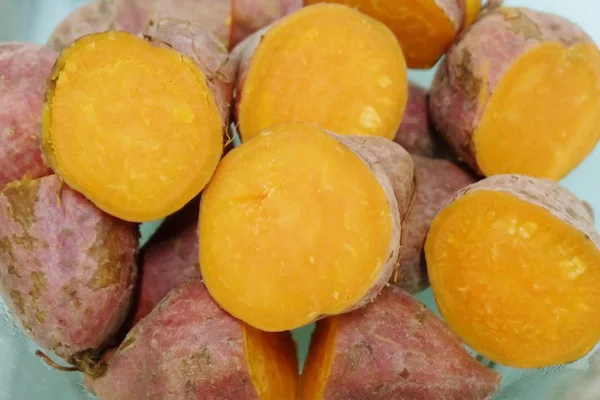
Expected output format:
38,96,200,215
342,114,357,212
43,32,223,222
239,4,407,141
299,318,338,400
474,42,600,181
426,190,600,368
200,123,393,331
243,325,299,399
304,0,457,68
464,0,481,27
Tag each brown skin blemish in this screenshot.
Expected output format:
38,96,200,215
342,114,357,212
65,288,81,308
36,310,47,324
10,290,25,314
10,234,35,251
453,49,482,99
399,368,411,380
500,8,543,40
118,332,139,354
182,347,212,376
415,308,428,324
173,238,183,256
343,341,374,373
29,271,47,322
2,179,40,230
87,218,127,290
7,264,21,278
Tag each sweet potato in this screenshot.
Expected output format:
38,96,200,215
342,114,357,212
396,155,476,293
304,0,466,69
48,0,232,51
87,278,299,400
299,285,501,399
0,175,138,372
393,83,449,158
48,0,299,51
429,7,600,180
233,4,407,142
200,122,415,331
230,0,301,48
47,0,114,51
131,198,200,325
0,43,55,188
43,21,234,222
426,174,600,368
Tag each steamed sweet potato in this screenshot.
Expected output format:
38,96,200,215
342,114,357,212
300,285,501,399
43,21,234,222
48,0,232,51
47,0,114,51
132,198,200,325
393,83,449,158
430,7,600,180
87,278,299,399
304,0,467,69
200,122,415,332
0,175,138,371
0,43,55,188
231,0,301,48
48,0,297,51
233,4,408,142
396,155,476,293
426,174,600,368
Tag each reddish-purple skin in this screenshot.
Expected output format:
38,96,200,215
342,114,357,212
319,285,501,400
144,19,236,132
396,155,476,293
0,43,55,188
231,0,301,48
116,0,232,46
429,7,592,173
47,0,114,51
48,0,233,51
131,199,200,325
0,175,138,362
87,278,260,400
394,83,449,158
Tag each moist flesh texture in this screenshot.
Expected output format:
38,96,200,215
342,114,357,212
474,41,600,180
44,32,223,222
239,4,407,141
304,0,458,68
243,326,299,399
200,123,394,331
427,190,600,368
298,318,338,400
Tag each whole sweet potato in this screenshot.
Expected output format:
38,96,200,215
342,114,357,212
47,0,114,51
88,278,299,399
132,198,200,325
0,43,55,188
300,285,501,399
396,155,476,293
231,0,302,48
393,83,449,158
0,175,138,370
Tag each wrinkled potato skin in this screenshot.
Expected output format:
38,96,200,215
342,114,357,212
0,43,55,188
313,286,500,400
396,156,476,293
132,199,200,325
0,176,138,362
88,278,261,400
393,83,449,158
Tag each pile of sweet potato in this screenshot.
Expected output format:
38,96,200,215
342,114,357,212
2,0,600,399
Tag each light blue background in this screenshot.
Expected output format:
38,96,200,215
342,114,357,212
0,1,599,399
